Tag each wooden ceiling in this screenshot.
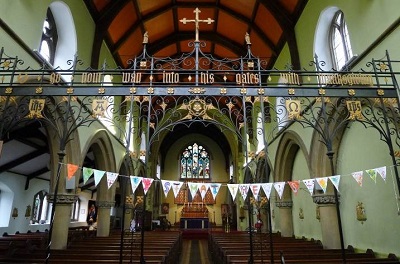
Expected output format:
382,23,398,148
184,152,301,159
84,0,307,69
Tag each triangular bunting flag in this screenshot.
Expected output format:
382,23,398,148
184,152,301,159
198,183,210,200
366,169,377,183
375,166,387,181
210,183,221,200
287,180,300,195
274,182,285,199
93,169,105,187
227,184,239,200
329,175,341,192
250,184,261,200
161,180,172,197
352,171,363,186
67,163,79,180
171,181,183,198
106,172,118,189
302,179,315,195
82,167,94,185
316,177,328,193
239,184,250,201
261,183,273,199
188,182,199,199
142,178,154,194
130,176,143,194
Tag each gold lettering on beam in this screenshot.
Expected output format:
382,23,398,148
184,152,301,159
200,71,214,84
122,72,142,84
280,72,300,86
82,72,103,83
163,71,179,83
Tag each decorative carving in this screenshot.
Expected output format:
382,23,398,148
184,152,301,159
356,201,367,223
313,194,338,205
96,200,115,209
47,194,77,204
275,201,293,208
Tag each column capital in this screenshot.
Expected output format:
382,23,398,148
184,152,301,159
313,194,338,205
275,200,293,208
47,194,77,204
97,200,115,209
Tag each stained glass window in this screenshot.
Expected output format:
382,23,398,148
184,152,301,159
180,143,210,179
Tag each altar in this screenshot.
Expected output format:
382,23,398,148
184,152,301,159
179,202,209,229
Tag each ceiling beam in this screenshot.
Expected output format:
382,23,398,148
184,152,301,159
0,149,48,173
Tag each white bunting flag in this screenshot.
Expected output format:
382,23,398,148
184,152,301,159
210,183,221,200
302,179,315,195
198,183,210,199
93,169,105,187
106,172,118,189
172,181,184,198
130,176,143,194
227,184,239,200
316,177,328,193
161,180,172,197
261,183,273,199
188,182,199,199
329,175,341,192
352,171,363,186
274,182,286,199
375,166,387,181
239,184,250,201
250,184,261,200
142,177,154,194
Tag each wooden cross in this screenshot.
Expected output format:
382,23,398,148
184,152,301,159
180,8,214,42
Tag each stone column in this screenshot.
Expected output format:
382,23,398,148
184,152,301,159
96,200,114,237
48,194,76,249
124,205,134,231
276,201,293,237
313,194,341,249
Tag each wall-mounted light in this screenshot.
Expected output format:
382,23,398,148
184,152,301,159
12,207,18,218
25,205,31,218
356,202,367,224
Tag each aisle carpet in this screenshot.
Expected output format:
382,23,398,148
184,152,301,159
179,239,211,264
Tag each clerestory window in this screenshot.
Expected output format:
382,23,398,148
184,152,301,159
330,10,353,70
39,8,58,65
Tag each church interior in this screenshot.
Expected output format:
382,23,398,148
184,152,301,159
0,0,400,263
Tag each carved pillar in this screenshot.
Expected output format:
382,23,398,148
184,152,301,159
96,200,114,237
313,194,341,249
124,204,134,231
276,200,293,237
48,194,76,249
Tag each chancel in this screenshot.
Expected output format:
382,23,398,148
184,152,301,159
0,2,400,264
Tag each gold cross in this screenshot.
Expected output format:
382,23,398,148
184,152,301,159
180,7,214,42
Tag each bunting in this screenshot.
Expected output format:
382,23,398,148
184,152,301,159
375,166,387,181
188,182,199,198
130,176,142,193
287,181,300,195
352,171,364,186
365,169,377,183
171,181,183,198
142,178,154,194
106,172,118,189
250,183,261,200
316,177,328,193
161,180,172,197
261,183,273,199
198,183,210,199
210,183,221,200
227,184,239,200
93,169,105,187
302,179,315,195
329,175,341,192
274,182,285,199
67,163,79,180
82,167,94,184
238,184,250,200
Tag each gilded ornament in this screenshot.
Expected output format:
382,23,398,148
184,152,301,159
240,88,247,95
167,88,174,94
377,89,384,96
220,88,227,94
5,87,13,94
98,88,105,94
67,88,74,94
147,87,154,94
258,88,264,95
318,88,326,95
348,89,355,96
288,88,295,95
130,87,137,94
35,87,43,94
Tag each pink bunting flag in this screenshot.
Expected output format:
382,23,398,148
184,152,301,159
130,176,142,193
171,181,183,198
227,184,239,200
316,177,328,193
302,179,315,195
274,182,285,199
106,172,118,189
239,184,250,200
375,166,387,181
161,180,172,197
261,183,273,199
250,184,261,200
142,178,154,194
67,164,79,180
329,175,341,192
352,171,363,186
93,169,106,187
287,181,300,195
210,183,221,200
365,169,377,183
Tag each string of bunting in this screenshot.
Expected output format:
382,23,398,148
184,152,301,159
64,163,391,202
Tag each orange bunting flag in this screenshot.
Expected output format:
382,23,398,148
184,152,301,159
67,164,79,180
288,181,300,194
315,177,328,193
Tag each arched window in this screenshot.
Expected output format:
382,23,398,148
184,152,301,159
31,190,49,224
329,10,353,70
180,143,210,179
39,8,58,65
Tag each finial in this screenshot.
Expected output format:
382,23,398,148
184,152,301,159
245,32,251,45
143,31,149,44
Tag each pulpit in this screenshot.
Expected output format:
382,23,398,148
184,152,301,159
180,202,209,229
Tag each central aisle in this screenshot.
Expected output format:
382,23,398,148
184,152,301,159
179,239,211,264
